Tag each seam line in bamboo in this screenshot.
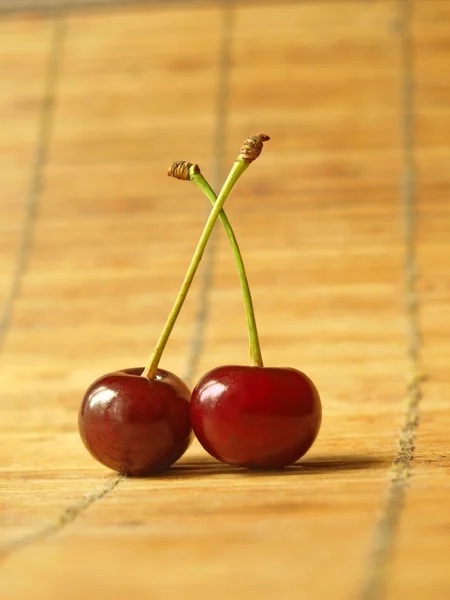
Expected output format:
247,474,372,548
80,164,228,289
356,2,423,599
0,0,296,16
0,15,64,358
182,0,232,384
0,3,232,561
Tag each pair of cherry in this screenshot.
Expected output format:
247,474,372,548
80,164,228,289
79,135,322,476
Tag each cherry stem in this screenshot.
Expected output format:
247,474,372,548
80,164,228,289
142,142,266,380
189,171,263,367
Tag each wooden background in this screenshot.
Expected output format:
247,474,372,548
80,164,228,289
0,1,449,598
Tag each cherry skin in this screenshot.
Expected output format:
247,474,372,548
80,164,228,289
190,365,321,469
79,367,193,476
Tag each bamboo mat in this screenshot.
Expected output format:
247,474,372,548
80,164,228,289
0,1,449,599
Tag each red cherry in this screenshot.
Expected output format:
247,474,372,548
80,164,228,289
79,367,192,475
190,365,322,469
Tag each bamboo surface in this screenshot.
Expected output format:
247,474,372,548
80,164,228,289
0,1,449,599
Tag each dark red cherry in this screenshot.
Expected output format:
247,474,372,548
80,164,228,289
190,365,321,469
79,367,192,476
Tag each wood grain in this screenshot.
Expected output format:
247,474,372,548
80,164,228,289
0,1,448,599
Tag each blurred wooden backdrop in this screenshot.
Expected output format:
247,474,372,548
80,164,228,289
0,1,449,599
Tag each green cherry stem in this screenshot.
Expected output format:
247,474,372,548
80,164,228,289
169,165,263,368
142,133,269,380
191,172,263,367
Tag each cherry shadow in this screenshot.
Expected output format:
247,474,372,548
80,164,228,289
154,453,388,480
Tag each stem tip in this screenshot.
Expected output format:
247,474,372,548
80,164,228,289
239,133,270,163
168,161,200,180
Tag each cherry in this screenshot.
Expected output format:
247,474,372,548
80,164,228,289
79,134,269,475
190,366,321,469
171,136,322,470
79,367,192,475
